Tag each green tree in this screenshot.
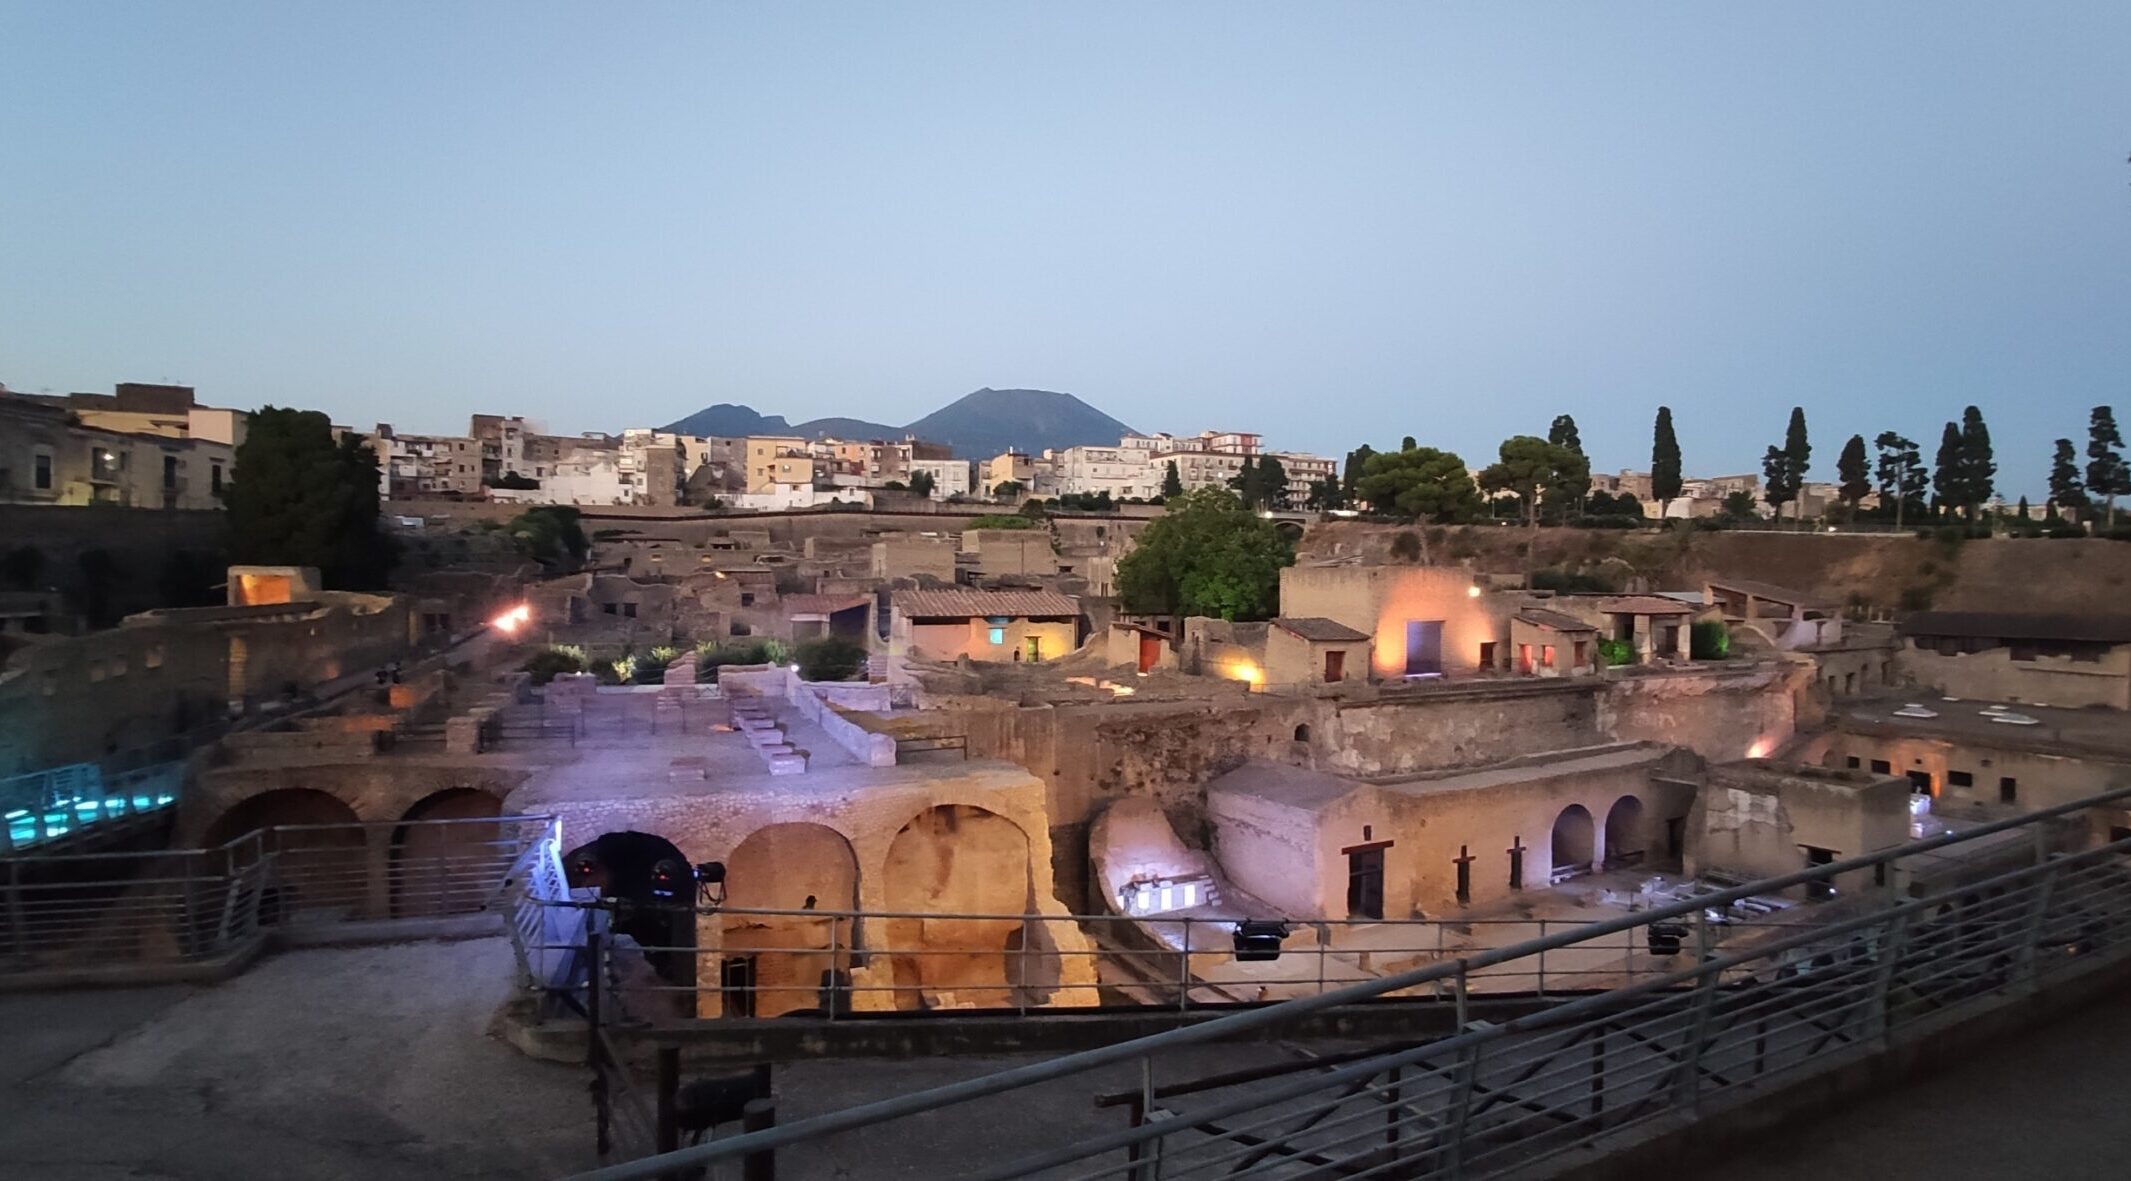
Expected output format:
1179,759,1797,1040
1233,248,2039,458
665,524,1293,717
2088,406,2129,527
2048,438,2087,515
1761,446,1797,520
1356,447,1482,524
508,506,589,567
1932,421,1964,520
1542,447,1591,524
1400,435,1418,452
1780,407,1811,524
1548,414,1583,455
1721,490,1757,520
795,636,869,681
1477,436,1583,528
1114,486,1294,620
1340,445,1376,504
1256,454,1290,509
1305,476,1342,511
1957,405,1995,520
225,406,396,589
992,479,1023,498
1650,407,1682,522
908,469,936,498
1161,460,1184,499
1874,431,1926,530
1836,434,1871,510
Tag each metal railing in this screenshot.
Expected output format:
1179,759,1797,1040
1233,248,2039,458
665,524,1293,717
0,814,555,982
570,786,2131,1181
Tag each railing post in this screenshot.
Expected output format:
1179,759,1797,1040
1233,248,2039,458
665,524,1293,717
655,1045,681,1159
1535,919,1546,996
741,1097,777,1181
587,928,609,1158
1178,920,1191,1011
1441,1029,1490,1178
2018,856,2061,994
827,914,841,1021
1871,906,1914,1045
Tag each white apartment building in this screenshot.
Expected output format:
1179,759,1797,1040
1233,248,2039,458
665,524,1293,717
1152,448,1249,493
1053,444,1160,500
909,457,973,499
1267,451,1337,505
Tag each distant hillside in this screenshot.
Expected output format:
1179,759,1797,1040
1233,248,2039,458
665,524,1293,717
659,387,1132,458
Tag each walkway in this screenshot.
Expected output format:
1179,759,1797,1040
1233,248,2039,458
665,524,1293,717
1707,989,2131,1180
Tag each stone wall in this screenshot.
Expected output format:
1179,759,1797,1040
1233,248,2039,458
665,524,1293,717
1600,664,1801,764
1322,683,1601,778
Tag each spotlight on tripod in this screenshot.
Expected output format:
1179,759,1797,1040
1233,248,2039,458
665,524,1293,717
694,860,727,908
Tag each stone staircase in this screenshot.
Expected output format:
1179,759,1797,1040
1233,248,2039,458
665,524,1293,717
725,685,808,776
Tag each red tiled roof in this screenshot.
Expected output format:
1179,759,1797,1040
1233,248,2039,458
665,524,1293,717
781,594,872,617
1517,608,1598,632
1272,616,1372,643
891,589,1081,619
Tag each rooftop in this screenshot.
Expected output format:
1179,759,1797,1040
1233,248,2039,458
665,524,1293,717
1271,616,1371,643
1898,611,2131,644
891,588,1080,619
1704,577,1827,611
1596,595,1700,616
1515,607,1597,633
1832,697,2131,762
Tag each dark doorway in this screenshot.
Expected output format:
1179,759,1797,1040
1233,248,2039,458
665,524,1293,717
721,956,758,1017
1323,650,1345,683
1906,770,1932,795
1404,620,1443,676
1346,845,1386,920
1803,846,1837,900
1454,846,1472,905
1507,837,1524,891
1478,641,1497,669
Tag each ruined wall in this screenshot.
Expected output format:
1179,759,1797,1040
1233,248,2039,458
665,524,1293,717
1203,787,1323,917
1600,665,1799,763
1323,684,1600,777
1821,728,2131,813
1896,643,2131,711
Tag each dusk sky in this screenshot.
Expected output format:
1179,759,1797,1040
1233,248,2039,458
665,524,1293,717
3,2,2127,496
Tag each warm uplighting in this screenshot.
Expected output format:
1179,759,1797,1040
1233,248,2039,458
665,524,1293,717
1745,736,1774,759
1466,585,1482,598
1227,662,1263,687
489,602,532,635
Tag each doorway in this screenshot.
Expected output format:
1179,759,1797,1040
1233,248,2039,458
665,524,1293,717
1323,649,1345,683
1345,845,1386,920
1025,636,1043,662
721,956,758,1017
1906,770,1932,795
1404,620,1443,676
1137,633,1161,674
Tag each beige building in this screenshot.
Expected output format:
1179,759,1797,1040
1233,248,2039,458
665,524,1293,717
961,528,1057,578
871,536,958,582
0,392,234,510
888,588,1080,663
1895,612,2131,711
1277,564,1502,679
1263,617,1371,686
1685,760,1910,896
745,436,814,493
374,425,483,499
984,452,1036,495
1206,744,1694,920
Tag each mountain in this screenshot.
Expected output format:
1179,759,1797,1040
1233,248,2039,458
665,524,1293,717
660,403,793,437
902,389,1134,459
659,388,1133,458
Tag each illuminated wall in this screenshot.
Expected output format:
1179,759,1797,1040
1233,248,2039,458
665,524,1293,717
1277,566,1506,681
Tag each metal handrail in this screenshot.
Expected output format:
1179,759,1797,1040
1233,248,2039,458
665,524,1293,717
566,784,2131,1181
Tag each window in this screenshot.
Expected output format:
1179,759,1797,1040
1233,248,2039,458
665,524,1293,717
622,602,637,618
730,621,750,636
988,626,1006,645
1999,777,2018,804
162,455,179,488
1948,770,1974,788
1870,759,1892,774
1845,756,1861,769
1541,645,1556,668
739,592,755,607
602,602,618,615
33,452,52,490
1574,640,1588,667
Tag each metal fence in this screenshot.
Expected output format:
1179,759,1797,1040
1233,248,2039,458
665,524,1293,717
569,786,2131,1181
0,814,556,983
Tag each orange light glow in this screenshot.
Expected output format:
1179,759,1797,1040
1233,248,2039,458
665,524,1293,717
490,603,532,635
1745,737,1774,759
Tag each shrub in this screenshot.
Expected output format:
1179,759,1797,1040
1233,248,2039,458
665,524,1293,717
1597,637,1636,667
967,514,1039,530
1530,568,1616,594
1690,620,1732,660
1390,531,1423,562
697,638,793,681
522,647,585,686
598,656,632,685
795,636,869,682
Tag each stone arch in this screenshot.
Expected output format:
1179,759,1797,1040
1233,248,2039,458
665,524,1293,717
1293,723,1311,743
1550,804,1596,879
721,823,860,1017
203,788,367,919
882,804,1033,1010
390,787,506,918
1603,796,1646,870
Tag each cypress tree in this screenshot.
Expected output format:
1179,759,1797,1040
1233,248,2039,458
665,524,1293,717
1650,407,1682,521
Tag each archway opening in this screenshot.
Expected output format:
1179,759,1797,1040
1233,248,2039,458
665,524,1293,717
203,788,366,920
883,804,1033,1010
1293,723,1311,743
563,830,700,998
390,788,505,918
1550,804,1596,881
721,823,859,1017
1603,796,1646,870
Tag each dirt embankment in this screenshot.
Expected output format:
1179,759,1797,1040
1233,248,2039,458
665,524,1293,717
1298,521,2131,616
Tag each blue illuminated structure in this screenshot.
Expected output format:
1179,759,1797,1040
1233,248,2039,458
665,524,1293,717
1,762,183,850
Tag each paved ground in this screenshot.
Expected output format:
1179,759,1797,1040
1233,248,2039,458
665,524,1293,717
0,938,593,1180
1707,990,2131,1180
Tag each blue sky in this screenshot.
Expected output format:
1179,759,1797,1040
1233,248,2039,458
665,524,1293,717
2,2,2126,496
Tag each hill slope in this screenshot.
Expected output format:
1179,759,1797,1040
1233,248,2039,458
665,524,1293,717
660,403,793,437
